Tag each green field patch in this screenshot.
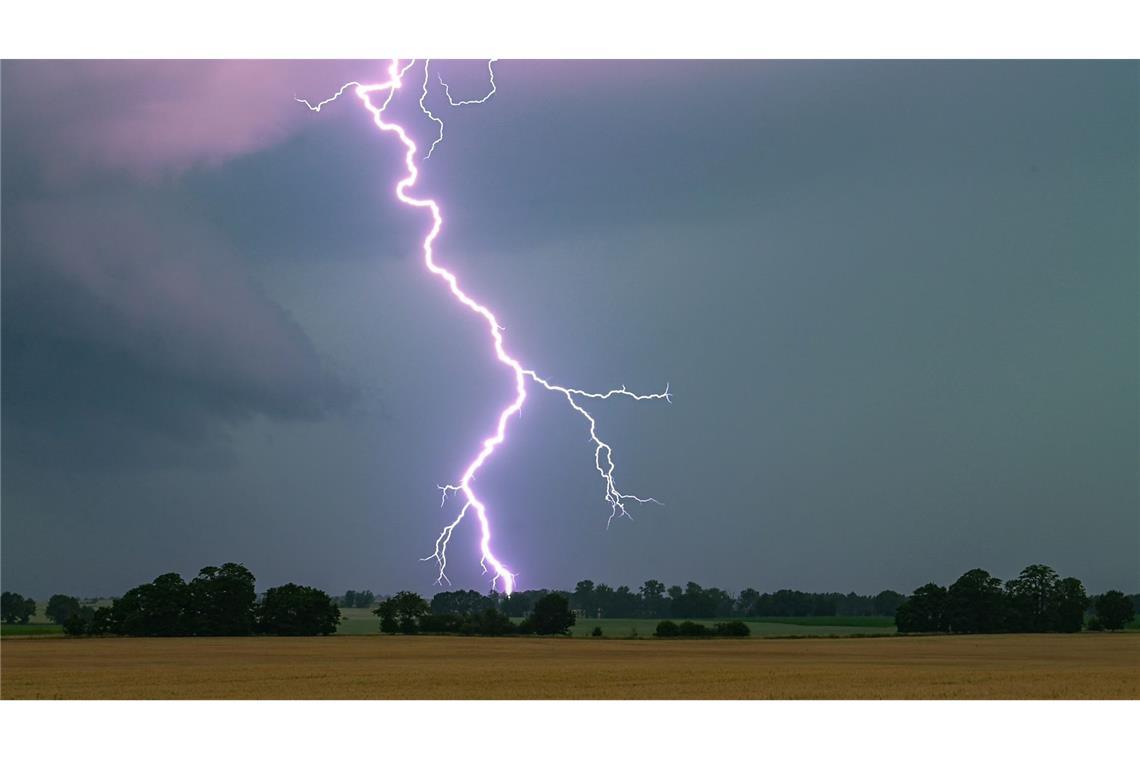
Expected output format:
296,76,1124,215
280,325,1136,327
335,606,380,635
2,623,65,637
746,616,897,628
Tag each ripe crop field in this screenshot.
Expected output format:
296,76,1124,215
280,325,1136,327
3,633,1136,699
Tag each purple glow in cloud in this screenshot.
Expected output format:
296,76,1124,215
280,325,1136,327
298,59,670,594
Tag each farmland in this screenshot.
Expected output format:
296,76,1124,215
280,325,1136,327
3,633,1136,699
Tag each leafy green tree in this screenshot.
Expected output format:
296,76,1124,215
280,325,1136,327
654,620,680,637
418,612,462,634
573,580,596,617
188,563,256,635
255,584,340,635
373,591,430,634
45,594,82,624
946,569,1006,633
62,615,86,635
639,579,666,617
1,592,34,624
1005,564,1060,632
374,597,400,633
354,590,375,608
430,589,494,616
61,606,96,635
467,608,515,636
526,593,575,635
1094,590,1135,631
895,583,949,633
872,590,906,617
87,607,115,635
1053,577,1088,633
736,588,761,617
343,590,357,608
609,586,636,618
114,573,191,636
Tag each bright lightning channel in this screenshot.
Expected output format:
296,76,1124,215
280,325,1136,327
297,59,670,595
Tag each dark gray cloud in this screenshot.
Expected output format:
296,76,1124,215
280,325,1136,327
1,61,362,467
2,60,1136,599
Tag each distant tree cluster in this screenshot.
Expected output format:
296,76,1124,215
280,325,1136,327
498,579,907,620
397,580,910,622
57,563,340,637
895,565,1132,634
374,591,575,635
340,590,376,609
654,619,750,637
1,592,36,624
1088,591,1136,631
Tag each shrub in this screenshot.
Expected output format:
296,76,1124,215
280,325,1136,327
678,621,710,637
713,620,750,637
591,626,603,637
62,613,88,636
654,620,680,637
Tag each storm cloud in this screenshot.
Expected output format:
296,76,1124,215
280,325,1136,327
2,60,1136,599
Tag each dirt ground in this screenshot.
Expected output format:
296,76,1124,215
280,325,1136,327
2,633,1137,699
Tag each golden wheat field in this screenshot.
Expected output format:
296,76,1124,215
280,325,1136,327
2,634,1137,699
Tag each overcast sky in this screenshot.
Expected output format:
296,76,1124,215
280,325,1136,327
2,60,1137,599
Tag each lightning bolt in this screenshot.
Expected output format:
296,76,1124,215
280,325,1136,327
298,59,670,595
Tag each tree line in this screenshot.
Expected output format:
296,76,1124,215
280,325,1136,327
375,590,577,635
20,563,342,636
431,580,910,620
5,563,1135,637
895,564,1135,633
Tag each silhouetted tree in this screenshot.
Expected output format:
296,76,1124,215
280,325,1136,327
1,592,35,624
255,584,340,635
572,580,596,617
1005,564,1060,632
640,579,666,617
45,594,82,625
946,569,1005,633
1094,590,1135,630
113,573,191,636
465,608,515,636
87,607,115,635
526,593,575,635
872,590,906,617
431,589,495,616
374,591,430,634
895,583,949,633
1053,577,1088,633
188,563,256,635
60,606,96,635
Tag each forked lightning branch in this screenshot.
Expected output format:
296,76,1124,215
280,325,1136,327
298,59,670,595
